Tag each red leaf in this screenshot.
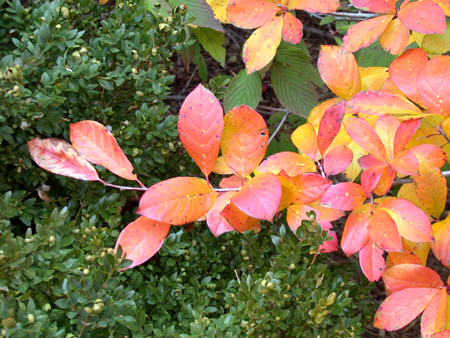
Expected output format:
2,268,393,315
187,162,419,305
69,120,136,180
389,48,428,106
341,203,372,257
383,264,444,295
390,149,419,176
323,145,353,176
374,288,439,331
206,191,237,237
358,154,387,169
230,172,281,221
257,151,316,177
410,144,447,169
359,241,386,282
221,105,268,177
178,84,224,179
115,217,170,269
27,138,99,181
342,15,394,53
421,289,447,338
350,0,396,13
137,177,217,225
344,117,386,160
379,198,434,243
226,0,279,29
288,0,340,13
317,100,346,156
281,12,303,44
368,209,402,252
361,166,385,197
347,90,422,116
398,0,446,34
291,123,319,161
318,45,361,99
220,202,259,232
431,216,450,268
292,173,332,204
320,182,366,211
393,118,422,158
379,18,410,55
417,55,450,116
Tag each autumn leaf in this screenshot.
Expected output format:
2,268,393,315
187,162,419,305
281,12,303,44
257,151,316,177
397,0,446,34
393,118,422,158
389,149,418,176
323,145,353,176
341,203,372,257
368,209,402,252
350,0,396,13
344,117,386,160
431,216,450,268
220,202,260,232
28,138,99,181
410,144,447,169
178,84,224,179
226,0,279,29
380,19,410,55
291,123,319,161
137,177,217,225
320,182,366,211
292,173,332,204
359,241,386,282
421,289,447,338
69,120,136,181
317,100,346,156
230,172,281,221
288,0,340,13
318,45,361,99
221,105,268,177
212,156,233,175
277,170,298,211
115,217,170,269
206,191,237,237
219,175,244,189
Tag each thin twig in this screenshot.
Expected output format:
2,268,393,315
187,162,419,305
331,11,380,19
268,110,290,145
392,170,450,186
98,179,148,191
234,269,241,285
179,66,198,96
224,28,240,46
213,187,242,192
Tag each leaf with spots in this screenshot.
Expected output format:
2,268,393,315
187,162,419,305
320,182,366,211
379,18,410,55
281,12,303,44
219,175,244,189
421,289,447,338
417,55,450,116
27,138,99,181
344,117,386,160
318,45,361,99
137,177,218,225
374,288,440,331
397,0,446,34
291,123,319,161
393,118,422,158
317,100,346,156
178,84,224,180
220,201,260,232
368,209,402,252
414,162,447,219
359,241,386,281
212,156,233,175
257,151,316,177
230,172,281,221
431,216,450,268
115,217,170,270
288,0,340,13
389,48,428,106
292,173,332,205
342,15,394,53
389,149,418,176
206,0,230,23
243,15,283,73
70,120,136,181
206,191,237,237
226,0,279,29
341,203,372,257
410,144,447,169
221,105,268,178
323,145,353,176
350,0,396,13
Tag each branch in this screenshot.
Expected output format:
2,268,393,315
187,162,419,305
98,179,148,191
213,187,241,192
392,170,450,186
268,110,290,145
330,11,380,19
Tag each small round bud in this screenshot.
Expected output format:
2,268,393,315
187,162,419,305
27,314,35,323
48,236,55,243
84,307,93,315
92,304,102,313
136,91,144,97
61,7,70,18
267,282,274,289
83,268,90,275
72,51,81,61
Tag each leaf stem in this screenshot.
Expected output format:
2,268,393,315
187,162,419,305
98,179,148,191
268,110,290,145
213,187,242,192
330,11,380,19
392,171,450,186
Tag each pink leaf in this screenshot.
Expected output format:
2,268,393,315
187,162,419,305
359,241,386,282
320,182,366,211
206,191,237,237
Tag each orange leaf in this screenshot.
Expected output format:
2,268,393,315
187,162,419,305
387,239,423,267
288,0,340,13
220,202,259,232
398,0,446,34
414,162,447,219
432,330,450,338
361,166,385,197
291,122,319,161
243,15,283,73
323,145,353,176
359,241,386,282
70,120,136,181
379,197,434,243
389,48,428,106
292,173,332,204
422,289,448,338
390,149,419,176
137,177,217,225
369,209,402,252
277,170,298,211
212,156,233,175
373,166,396,196
341,203,372,256
317,100,346,156
178,84,224,179
374,288,439,331
417,55,450,116
350,0,396,13
308,98,343,126
230,172,281,221
115,217,170,269
342,15,394,53
320,182,366,211
393,118,422,158
257,151,316,177
380,19,410,55
226,0,279,29
99,0,110,4
221,105,268,177
410,144,447,168
206,191,237,237
344,117,386,160
375,115,400,160
281,12,303,44
318,45,361,99
347,90,422,116
309,201,345,221
431,216,450,268
27,138,99,181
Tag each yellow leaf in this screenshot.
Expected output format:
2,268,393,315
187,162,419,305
359,67,389,91
343,141,365,182
99,0,110,3
206,0,230,23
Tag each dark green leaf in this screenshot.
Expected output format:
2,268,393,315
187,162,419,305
223,70,261,112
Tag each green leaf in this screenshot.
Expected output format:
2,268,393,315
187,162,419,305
55,299,70,309
196,54,208,82
357,40,397,67
223,70,262,112
320,16,335,25
276,42,324,87
169,0,223,32
38,23,51,43
143,0,172,17
98,79,114,91
192,27,225,66
179,40,197,69
271,63,318,117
